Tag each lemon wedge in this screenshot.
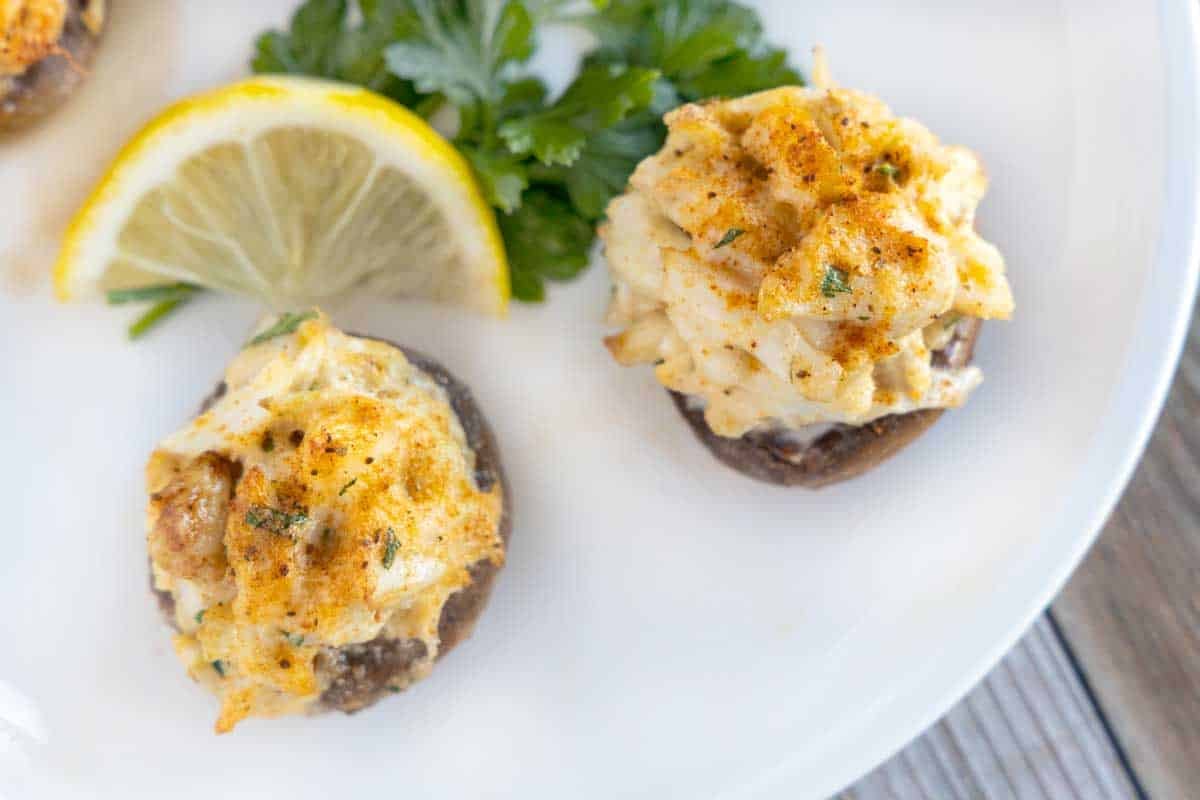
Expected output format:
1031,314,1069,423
54,76,509,315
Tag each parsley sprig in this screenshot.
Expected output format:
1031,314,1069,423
106,283,202,339
246,310,318,346
253,0,801,300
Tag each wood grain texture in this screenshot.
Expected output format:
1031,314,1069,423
837,617,1141,799
1053,312,1200,800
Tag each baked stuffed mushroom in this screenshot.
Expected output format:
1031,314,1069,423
0,0,105,132
601,62,1014,487
146,312,508,732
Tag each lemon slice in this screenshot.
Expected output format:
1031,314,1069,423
54,76,509,315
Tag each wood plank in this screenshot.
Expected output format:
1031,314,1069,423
838,617,1141,799
1052,311,1200,800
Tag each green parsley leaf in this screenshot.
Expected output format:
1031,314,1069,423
525,114,662,219
674,47,800,100
585,0,801,102
655,0,765,79
499,63,658,166
338,477,358,496
714,227,744,248
382,528,401,569
384,0,534,110
246,311,318,347
253,0,348,75
211,660,226,677
497,75,550,118
252,0,423,105
507,259,546,302
497,187,595,300
563,123,662,218
195,609,206,624
462,145,529,212
820,265,853,299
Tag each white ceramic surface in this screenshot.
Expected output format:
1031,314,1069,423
1,1,1197,798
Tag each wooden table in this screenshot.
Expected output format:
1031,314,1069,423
840,309,1200,798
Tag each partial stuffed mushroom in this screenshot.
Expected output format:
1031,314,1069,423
0,0,105,131
601,53,1014,487
146,312,509,733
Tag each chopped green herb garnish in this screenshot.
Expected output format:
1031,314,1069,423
245,505,309,534
281,630,305,646
382,528,400,569
858,315,871,322
195,609,206,624
387,685,402,693
714,228,745,249
873,161,900,180
211,660,226,677
261,432,276,453
820,265,853,299
338,477,358,497
107,282,200,305
246,310,318,347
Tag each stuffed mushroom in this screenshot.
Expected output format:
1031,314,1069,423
0,0,105,132
601,59,1014,487
146,312,509,732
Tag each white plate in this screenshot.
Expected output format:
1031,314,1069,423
1,1,1197,797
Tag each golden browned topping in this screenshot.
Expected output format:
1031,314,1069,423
0,0,66,78
147,312,504,732
148,452,238,594
602,63,1013,437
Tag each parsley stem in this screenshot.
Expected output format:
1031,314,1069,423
128,297,190,340
412,94,446,120
246,310,318,347
107,282,199,305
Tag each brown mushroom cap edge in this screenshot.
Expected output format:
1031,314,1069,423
672,317,984,488
0,0,106,133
